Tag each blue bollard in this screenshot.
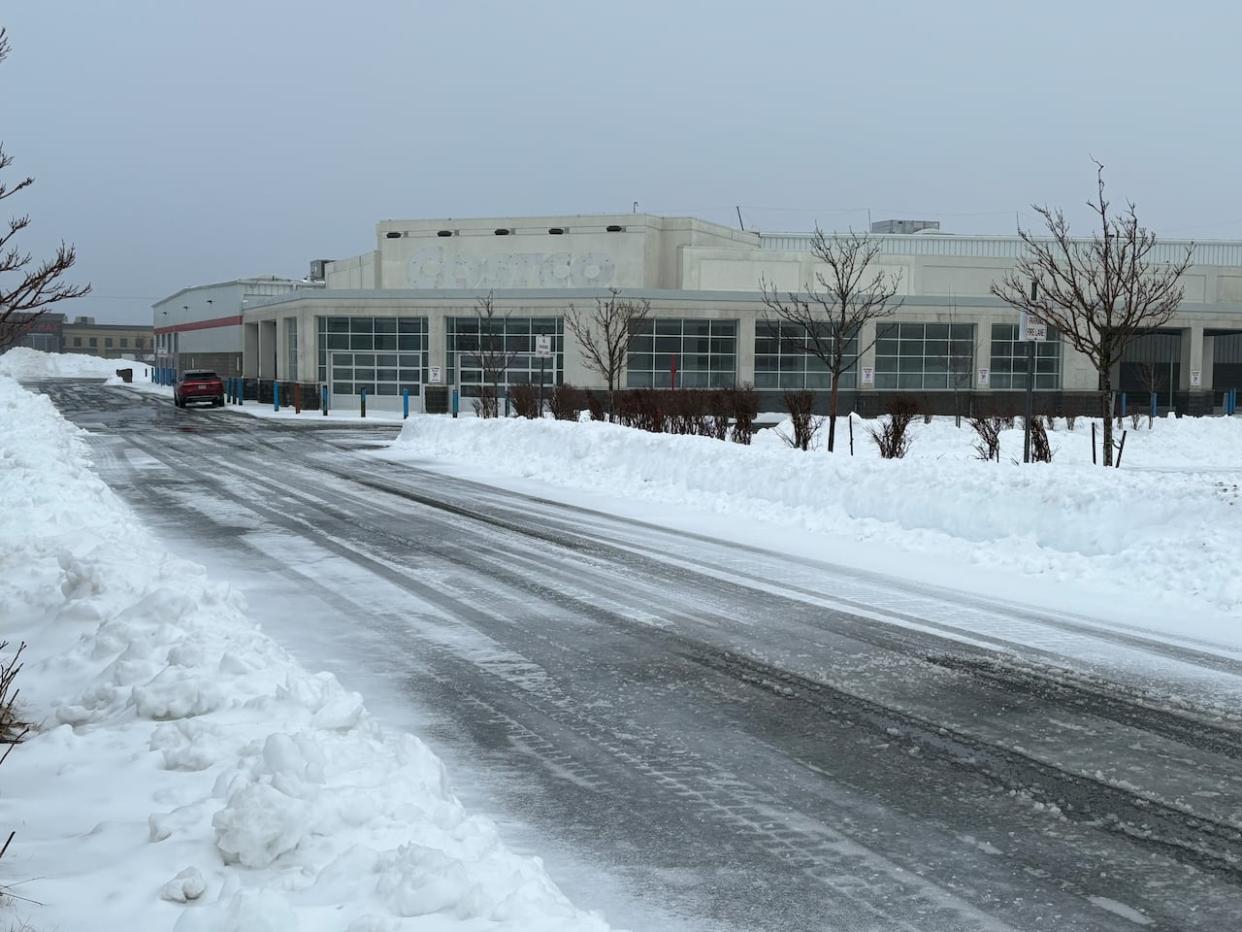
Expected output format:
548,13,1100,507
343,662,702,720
321,384,328,416
402,389,409,419
360,387,367,418
274,381,281,412
1150,392,1157,420
451,389,459,418
1120,392,1127,419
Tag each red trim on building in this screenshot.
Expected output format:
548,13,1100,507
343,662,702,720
153,314,243,335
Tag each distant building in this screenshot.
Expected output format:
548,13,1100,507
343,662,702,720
12,312,66,352
870,219,940,235
62,316,154,360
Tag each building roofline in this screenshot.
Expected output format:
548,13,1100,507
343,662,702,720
152,277,316,309
242,287,1242,314
63,321,153,331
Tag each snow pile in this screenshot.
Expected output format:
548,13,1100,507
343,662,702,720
752,411,1242,470
391,414,1242,614
0,375,611,932
0,345,139,379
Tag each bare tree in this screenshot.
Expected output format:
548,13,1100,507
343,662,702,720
565,288,650,420
991,163,1191,466
941,294,975,427
0,30,90,352
761,227,903,452
470,291,517,418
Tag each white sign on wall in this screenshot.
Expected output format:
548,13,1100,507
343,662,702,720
534,335,553,359
406,247,618,289
861,366,875,386
429,366,442,383
1190,369,1202,387
978,367,990,386
1018,313,1047,342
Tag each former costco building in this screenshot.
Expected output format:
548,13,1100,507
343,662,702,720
156,213,1242,413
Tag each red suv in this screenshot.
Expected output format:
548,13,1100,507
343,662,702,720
174,370,225,408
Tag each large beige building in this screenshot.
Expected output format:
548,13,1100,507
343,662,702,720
226,213,1242,413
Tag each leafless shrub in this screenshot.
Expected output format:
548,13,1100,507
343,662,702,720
970,416,1002,462
472,384,499,419
1030,415,1054,463
780,390,818,451
509,383,539,419
0,641,28,886
706,390,731,441
0,642,27,748
616,390,664,433
667,389,708,435
730,385,759,444
1129,409,1143,430
548,384,585,421
871,399,916,459
585,389,605,422
1066,414,1077,431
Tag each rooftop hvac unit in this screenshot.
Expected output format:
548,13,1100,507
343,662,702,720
308,259,330,282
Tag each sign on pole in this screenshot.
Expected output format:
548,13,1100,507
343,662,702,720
861,366,875,386
1018,313,1047,342
534,335,553,359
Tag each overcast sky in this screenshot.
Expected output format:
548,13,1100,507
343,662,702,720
5,1,1240,322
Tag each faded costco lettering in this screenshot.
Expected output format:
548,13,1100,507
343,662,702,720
406,247,616,288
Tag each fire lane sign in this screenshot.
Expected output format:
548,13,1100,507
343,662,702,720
1018,313,1047,342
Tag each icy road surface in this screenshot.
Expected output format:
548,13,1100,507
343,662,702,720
38,381,1242,932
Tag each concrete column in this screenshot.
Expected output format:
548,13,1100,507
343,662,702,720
736,313,756,387
1203,335,1215,391
259,320,278,379
856,320,878,391
972,317,994,392
298,310,317,382
275,318,289,380
428,311,447,385
1179,325,1205,391
243,323,259,378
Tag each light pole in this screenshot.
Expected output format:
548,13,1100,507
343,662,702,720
1022,280,1037,464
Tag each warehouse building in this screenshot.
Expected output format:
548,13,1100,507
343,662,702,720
152,277,322,380
167,213,1242,413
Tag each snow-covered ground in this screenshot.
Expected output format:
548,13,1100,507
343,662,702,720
0,374,612,931
386,413,1242,647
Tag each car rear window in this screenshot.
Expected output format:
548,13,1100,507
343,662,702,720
184,371,219,380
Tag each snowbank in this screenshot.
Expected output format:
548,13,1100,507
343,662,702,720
751,410,1242,470
391,415,1242,616
0,345,140,379
0,375,611,931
